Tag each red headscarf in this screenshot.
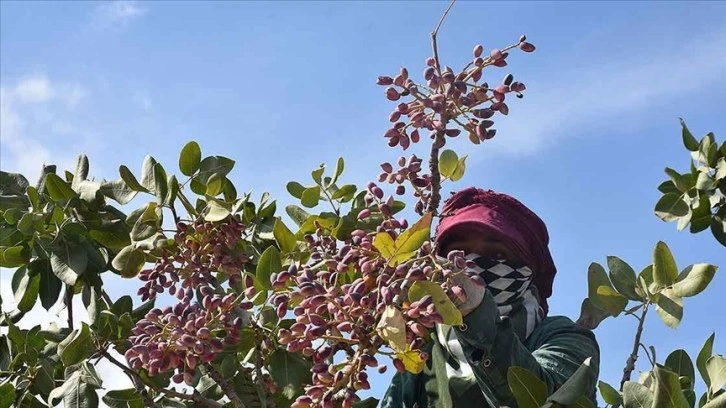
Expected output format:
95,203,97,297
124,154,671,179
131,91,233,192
435,187,557,316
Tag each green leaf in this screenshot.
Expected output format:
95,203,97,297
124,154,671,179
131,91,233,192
696,173,715,191
273,218,297,253
196,155,235,186
375,305,407,352
438,150,459,179
51,242,88,286
139,156,158,192
658,180,681,195
72,154,89,190
13,265,40,313
267,349,313,400
653,241,679,290
331,184,357,202
100,179,138,205
507,366,548,408
311,165,325,185
680,119,700,152
546,357,596,405
332,157,344,185
715,158,726,181
48,369,100,408
575,297,611,329
111,245,146,278
665,168,695,193
90,220,132,250
45,173,79,202
690,193,712,234
26,186,39,210
205,173,224,197
119,165,149,193
653,364,690,408
352,397,380,408
450,155,467,182
300,186,321,208
204,199,231,222
165,175,179,206
57,323,93,366
0,171,29,195
131,202,161,241
409,281,463,326
595,285,628,317
587,262,617,311
608,256,641,301
33,259,61,310
102,388,143,408
256,246,281,291
286,182,305,199
656,193,690,222
698,333,715,388
599,380,623,405
0,382,14,408
710,216,726,247
706,355,726,395
672,264,718,297
285,205,310,227
153,163,168,204
656,288,684,329
0,245,28,267
623,381,654,408
703,392,726,408
665,350,696,389
179,141,202,176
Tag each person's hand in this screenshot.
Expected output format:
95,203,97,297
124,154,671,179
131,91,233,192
449,271,487,317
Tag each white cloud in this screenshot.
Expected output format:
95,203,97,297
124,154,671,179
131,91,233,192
464,29,726,161
0,75,95,182
91,1,147,30
13,75,53,103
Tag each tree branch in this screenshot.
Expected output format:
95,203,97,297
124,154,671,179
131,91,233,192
619,303,649,390
204,363,246,408
99,348,223,408
65,285,74,331
425,0,455,215
431,0,456,72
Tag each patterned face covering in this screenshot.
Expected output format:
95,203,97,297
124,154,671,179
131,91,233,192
466,255,533,304
464,253,544,338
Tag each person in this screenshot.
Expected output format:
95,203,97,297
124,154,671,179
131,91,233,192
381,187,600,407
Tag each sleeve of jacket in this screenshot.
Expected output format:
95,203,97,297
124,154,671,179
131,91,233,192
452,290,600,406
379,370,420,408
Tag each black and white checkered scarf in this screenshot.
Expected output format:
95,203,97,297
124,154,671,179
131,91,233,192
437,254,545,392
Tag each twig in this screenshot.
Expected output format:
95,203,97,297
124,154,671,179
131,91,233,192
101,290,114,308
425,0,456,215
99,349,158,408
639,343,655,367
253,328,268,408
204,363,246,408
100,348,223,408
619,303,649,391
66,285,74,331
431,0,456,72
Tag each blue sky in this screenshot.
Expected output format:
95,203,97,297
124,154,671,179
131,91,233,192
1,0,725,405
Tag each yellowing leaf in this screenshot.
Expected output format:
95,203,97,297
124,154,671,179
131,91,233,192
397,349,426,374
409,280,463,326
373,232,395,259
374,213,432,266
376,305,406,352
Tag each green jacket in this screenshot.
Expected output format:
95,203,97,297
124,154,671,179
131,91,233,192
380,291,600,407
